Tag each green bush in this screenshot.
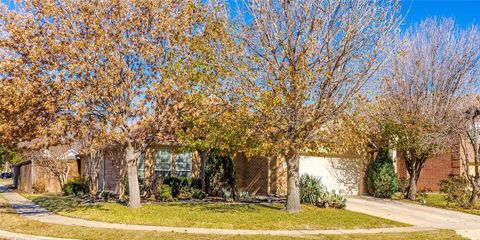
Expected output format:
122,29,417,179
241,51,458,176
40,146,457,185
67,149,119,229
398,177,409,194
416,189,428,204
440,175,471,207
205,150,235,198
316,191,347,209
191,188,207,200
178,187,193,199
62,177,88,196
367,149,399,198
300,174,325,204
164,176,201,198
391,192,405,200
156,184,174,202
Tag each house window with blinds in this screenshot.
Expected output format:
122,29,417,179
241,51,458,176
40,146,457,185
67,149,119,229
175,152,192,177
155,150,172,177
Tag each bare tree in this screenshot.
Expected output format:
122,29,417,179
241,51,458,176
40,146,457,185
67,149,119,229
27,145,75,189
459,96,480,207
235,0,400,212
381,18,480,200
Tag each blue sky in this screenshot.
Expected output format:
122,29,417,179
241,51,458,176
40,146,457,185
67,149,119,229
2,0,479,29
400,0,480,28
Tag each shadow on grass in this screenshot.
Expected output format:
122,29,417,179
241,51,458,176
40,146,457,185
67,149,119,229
161,202,284,213
28,195,104,213
0,202,23,215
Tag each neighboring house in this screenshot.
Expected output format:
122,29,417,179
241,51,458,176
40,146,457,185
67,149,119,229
395,150,462,192
13,143,82,193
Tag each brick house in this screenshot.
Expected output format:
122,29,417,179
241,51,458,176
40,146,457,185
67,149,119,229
80,144,202,194
16,139,472,196
80,148,364,196
12,136,366,196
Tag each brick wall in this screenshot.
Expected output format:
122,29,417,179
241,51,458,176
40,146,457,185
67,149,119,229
82,145,200,195
269,155,287,195
233,153,287,196
396,145,462,192
234,153,269,195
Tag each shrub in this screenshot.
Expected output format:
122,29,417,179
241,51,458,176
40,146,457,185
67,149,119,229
367,149,399,198
440,175,471,207
205,150,235,198
32,181,46,193
416,189,429,204
300,174,325,204
221,187,233,200
391,192,405,200
163,176,201,198
178,187,193,199
398,177,409,194
156,184,174,202
316,191,347,209
62,177,88,196
191,188,207,200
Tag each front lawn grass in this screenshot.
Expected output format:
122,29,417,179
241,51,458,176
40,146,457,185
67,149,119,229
25,194,408,230
0,195,465,240
413,193,480,216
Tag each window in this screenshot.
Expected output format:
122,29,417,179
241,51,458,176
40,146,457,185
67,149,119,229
155,150,172,177
137,154,145,179
175,152,192,177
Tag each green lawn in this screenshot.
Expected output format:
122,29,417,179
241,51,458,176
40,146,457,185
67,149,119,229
414,193,480,216
0,195,465,240
25,194,409,230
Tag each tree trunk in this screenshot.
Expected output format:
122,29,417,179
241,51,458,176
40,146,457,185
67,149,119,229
199,149,210,192
406,173,417,200
470,183,479,208
285,151,301,213
126,143,141,208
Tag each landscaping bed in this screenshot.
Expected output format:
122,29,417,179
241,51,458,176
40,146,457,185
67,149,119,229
25,194,408,230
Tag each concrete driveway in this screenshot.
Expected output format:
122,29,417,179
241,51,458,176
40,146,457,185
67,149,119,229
347,196,480,240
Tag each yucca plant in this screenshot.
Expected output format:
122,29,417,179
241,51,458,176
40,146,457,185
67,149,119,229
316,191,347,209
300,174,325,204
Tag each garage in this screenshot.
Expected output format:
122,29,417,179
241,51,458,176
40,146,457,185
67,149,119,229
299,155,361,195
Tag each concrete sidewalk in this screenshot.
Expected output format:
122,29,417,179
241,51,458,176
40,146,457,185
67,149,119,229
0,229,75,240
347,196,480,240
0,188,434,237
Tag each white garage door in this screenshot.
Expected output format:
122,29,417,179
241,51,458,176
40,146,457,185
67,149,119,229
299,156,360,195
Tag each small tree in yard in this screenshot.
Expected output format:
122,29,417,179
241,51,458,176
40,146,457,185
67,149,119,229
367,148,399,198
380,18,480,200
20,144,76,189
459,96,480,207
236,0,400,212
